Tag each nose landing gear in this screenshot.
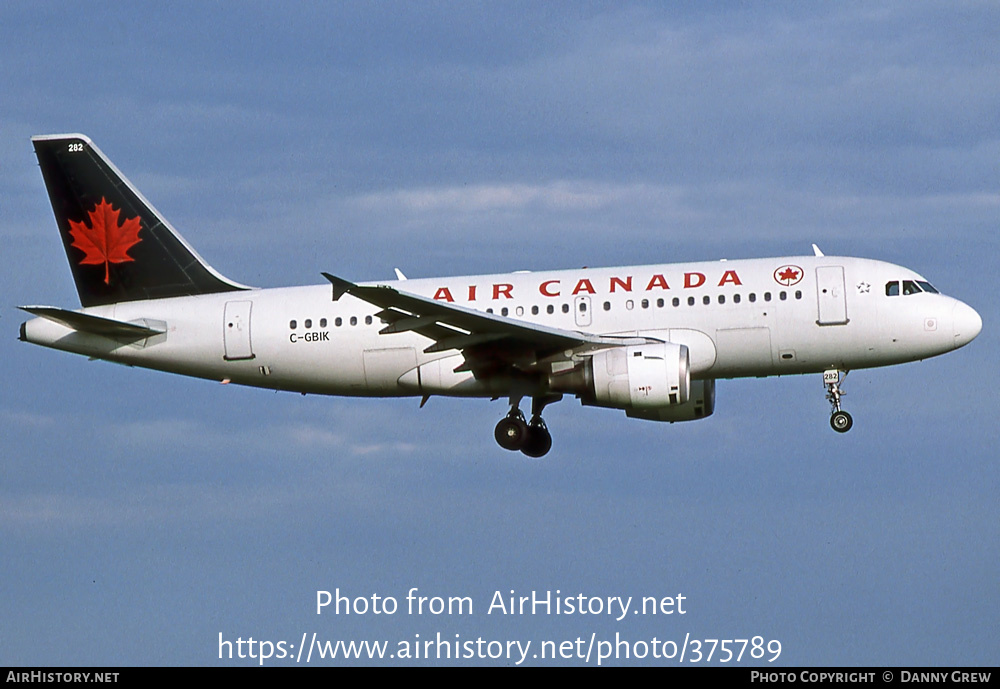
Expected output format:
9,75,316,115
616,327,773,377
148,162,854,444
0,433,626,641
494,394,560,457
824,369,853,433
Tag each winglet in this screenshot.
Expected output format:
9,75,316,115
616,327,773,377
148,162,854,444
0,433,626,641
812,243,824,257
394,268,408,281
322,272,354,301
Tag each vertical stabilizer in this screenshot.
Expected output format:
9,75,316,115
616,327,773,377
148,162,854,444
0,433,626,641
32,134,248,306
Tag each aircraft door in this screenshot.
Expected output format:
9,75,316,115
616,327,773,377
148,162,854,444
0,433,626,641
223,300,255,360
815,266,848,325
574,296,592,327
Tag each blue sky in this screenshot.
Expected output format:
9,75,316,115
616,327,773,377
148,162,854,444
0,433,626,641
1,2,997,665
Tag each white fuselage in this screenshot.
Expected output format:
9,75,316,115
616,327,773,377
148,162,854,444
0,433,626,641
21,255,980,399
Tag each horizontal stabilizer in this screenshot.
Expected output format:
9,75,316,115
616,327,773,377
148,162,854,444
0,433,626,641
19,306,165,339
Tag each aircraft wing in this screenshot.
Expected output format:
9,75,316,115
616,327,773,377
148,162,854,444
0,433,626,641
322,273,652,369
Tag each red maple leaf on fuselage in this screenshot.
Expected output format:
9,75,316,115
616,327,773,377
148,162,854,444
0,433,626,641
68,197,142,285
778,267,800,283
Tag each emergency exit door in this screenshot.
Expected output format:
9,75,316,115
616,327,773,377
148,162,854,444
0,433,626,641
574,295,592,327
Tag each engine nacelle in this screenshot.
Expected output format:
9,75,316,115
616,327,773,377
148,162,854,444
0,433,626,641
551,342,690,410
626,379,716,423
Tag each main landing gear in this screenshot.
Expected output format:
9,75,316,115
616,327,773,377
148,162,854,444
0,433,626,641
494,394,561,457
823,369,853,433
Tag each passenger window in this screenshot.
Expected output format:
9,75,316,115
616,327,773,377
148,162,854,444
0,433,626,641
516,306,524,316
365,315,373,325
779,291,787,301
305,319,312,328
289,320,297,329
641,299,649,309
764,292,772,302
733,294,741,304
320,318,327,328
350,316,357,326
702,295,710,305
562,304,569,313
547,305,554,315
531,305,539,315
718,295,725,304
672,297,680,307
603,301,611,311
749,293,756,303
626,300,634,310
795,291,801,300
335,317,342,327
687,296,695,306
657,298,664,308
885,281,899,296
501,307,509,317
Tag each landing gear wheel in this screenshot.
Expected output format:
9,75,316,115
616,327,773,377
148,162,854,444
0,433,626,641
494,412,528,451
520,418,552,458
823,369,854,434
830,410,853,433
494,394,562,455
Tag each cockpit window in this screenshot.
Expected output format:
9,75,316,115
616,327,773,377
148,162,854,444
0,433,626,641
887,279,939,297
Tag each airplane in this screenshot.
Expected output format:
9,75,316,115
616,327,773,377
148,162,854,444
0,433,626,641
19,134,982,457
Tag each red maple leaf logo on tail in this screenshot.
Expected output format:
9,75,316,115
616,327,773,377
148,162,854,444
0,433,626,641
68,198,142,284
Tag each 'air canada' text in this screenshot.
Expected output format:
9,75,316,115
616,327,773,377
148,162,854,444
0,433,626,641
432,271,743,302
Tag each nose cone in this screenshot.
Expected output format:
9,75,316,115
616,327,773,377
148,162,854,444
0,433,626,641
952,300,982,349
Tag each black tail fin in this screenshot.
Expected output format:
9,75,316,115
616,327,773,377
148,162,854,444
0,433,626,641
32,134,248,307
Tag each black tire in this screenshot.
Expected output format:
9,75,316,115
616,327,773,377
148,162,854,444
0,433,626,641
830,410,853,433
521,424,552,458
495,415,528,450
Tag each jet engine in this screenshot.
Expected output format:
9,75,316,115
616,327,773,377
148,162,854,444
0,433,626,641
625,379,715,422
549,342,687,407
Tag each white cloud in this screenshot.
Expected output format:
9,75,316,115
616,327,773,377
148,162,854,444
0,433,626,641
354,181,665,213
